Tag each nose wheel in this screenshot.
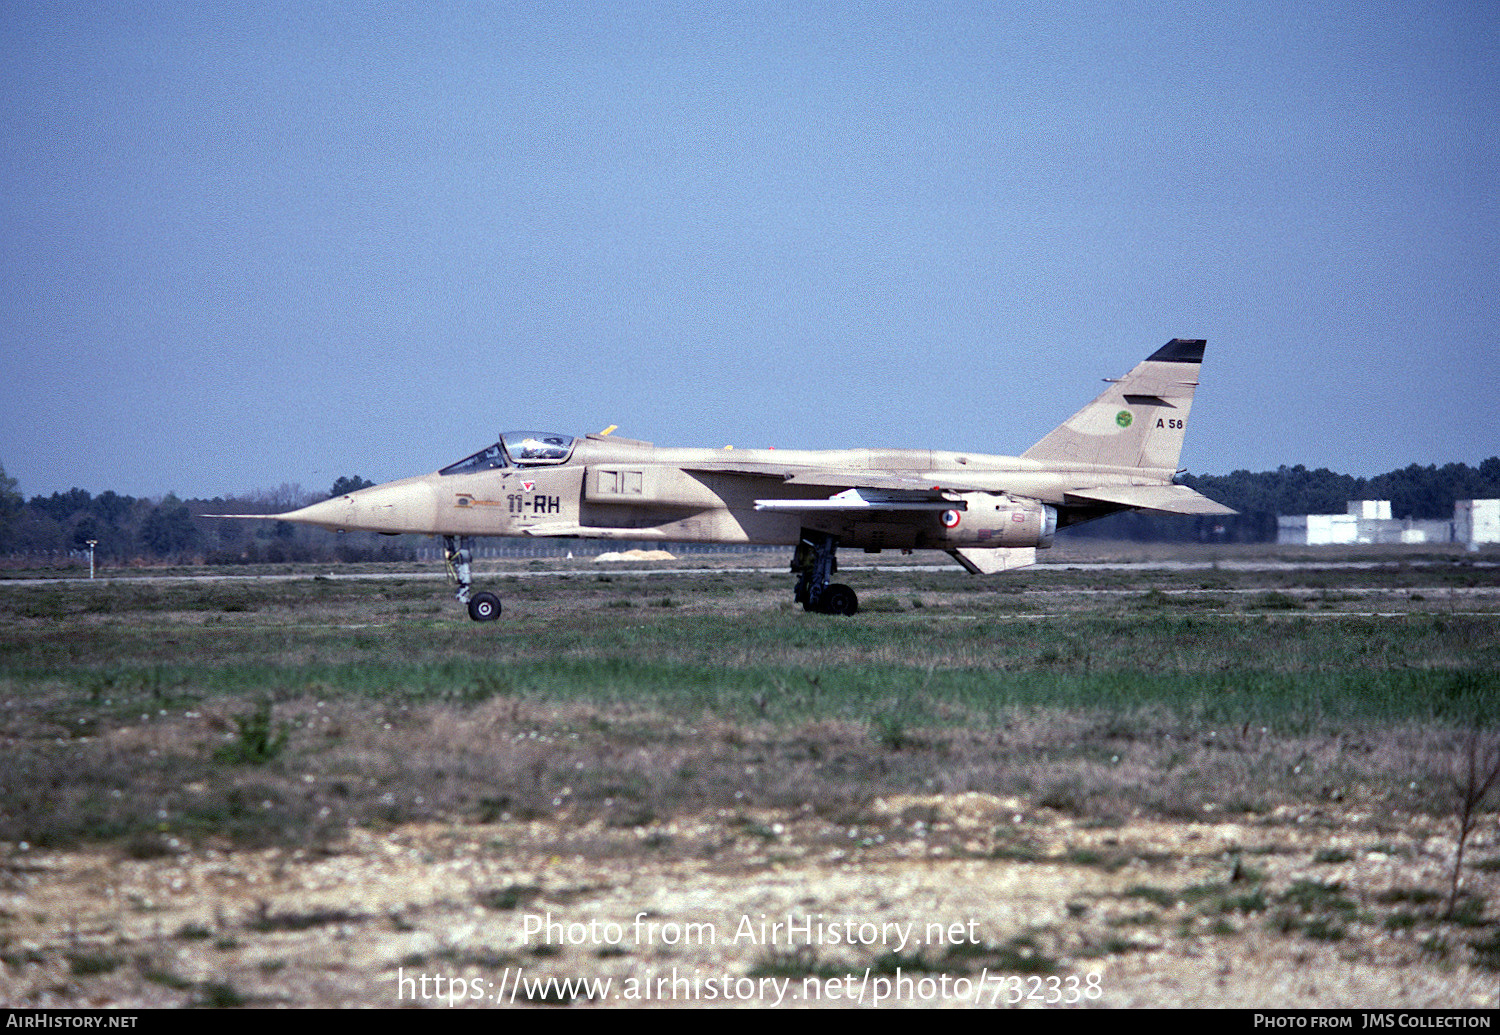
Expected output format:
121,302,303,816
445,535,503,622
467,591,502,622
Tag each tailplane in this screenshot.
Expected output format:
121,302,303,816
1022,338,1206,471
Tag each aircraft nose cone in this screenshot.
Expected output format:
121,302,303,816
280,478,438,534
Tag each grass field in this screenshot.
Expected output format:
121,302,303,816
3,548,1497,847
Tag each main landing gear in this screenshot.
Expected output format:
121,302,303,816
445,534,502,622
792,530,859,616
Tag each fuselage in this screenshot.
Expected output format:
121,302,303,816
276,431,1176,551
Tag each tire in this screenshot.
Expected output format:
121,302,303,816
467,592,502,622
822,584,858,616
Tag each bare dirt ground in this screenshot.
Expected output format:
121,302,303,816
4,793,1496,1008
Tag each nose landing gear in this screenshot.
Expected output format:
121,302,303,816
445,535,502,622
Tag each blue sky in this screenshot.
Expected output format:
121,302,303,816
3,2,1496,500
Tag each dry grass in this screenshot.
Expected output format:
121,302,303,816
0,683,1491,855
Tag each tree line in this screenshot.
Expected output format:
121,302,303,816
1079,457,1500,542
3,458,1498,563
0,466,395,565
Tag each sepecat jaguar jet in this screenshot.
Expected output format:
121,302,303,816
216,338,1233,621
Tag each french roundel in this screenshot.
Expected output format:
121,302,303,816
941,510,961,528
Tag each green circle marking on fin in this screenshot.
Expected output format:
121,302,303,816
1115,410,1133,428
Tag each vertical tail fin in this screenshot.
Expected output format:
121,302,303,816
1021,338,1206,471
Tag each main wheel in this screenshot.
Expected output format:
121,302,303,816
822,583,858,616
467,591,502,622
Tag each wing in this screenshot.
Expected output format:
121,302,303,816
752,485,1049,574
704,462,990,517
686,463,995,496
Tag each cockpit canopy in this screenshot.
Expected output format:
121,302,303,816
439,431,577,476
501,431,576,464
